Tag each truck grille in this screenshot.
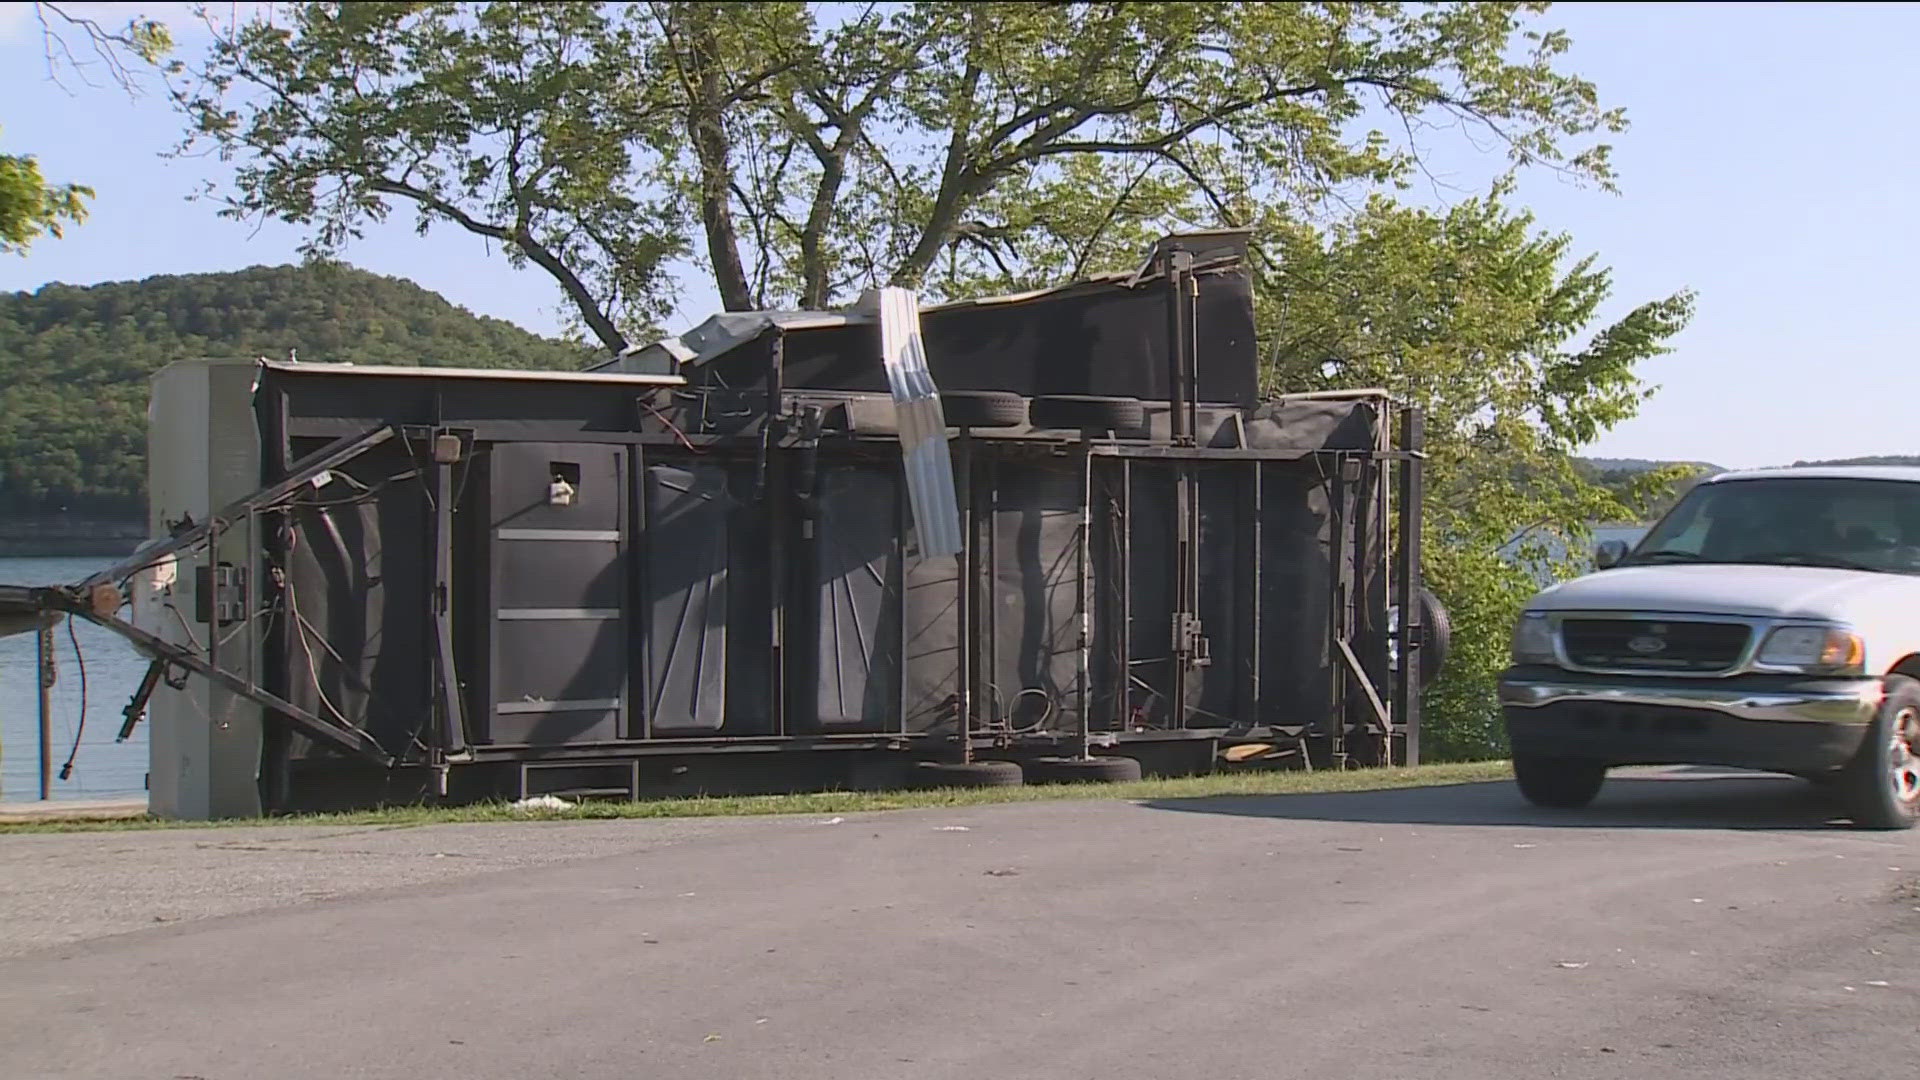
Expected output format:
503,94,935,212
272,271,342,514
1559,618,1751,673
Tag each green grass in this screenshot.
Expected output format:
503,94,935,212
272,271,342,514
0,760,1513,834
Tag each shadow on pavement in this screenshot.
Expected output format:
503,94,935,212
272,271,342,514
1142,771,1857,832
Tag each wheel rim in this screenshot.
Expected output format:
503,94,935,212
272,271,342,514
1891,706,1920,806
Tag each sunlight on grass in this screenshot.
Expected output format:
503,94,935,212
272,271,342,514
1,761,1513,834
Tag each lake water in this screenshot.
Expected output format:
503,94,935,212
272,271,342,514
0,557,150,803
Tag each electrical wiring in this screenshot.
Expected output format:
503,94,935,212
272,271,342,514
56,615,88,782
642,399,704,454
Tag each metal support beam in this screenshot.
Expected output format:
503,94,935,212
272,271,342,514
1076,439,1093,756
54,596,395,766
37,624,54,800
79,425,396,594
116,660,168,743
429,434,471,761
955,427,975,763
1391,407,1427,765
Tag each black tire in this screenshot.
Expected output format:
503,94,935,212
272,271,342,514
1839,674,1920,830
1512,755,1608,809
1024,755,1143,784
1029,394,1146,432
942,391,1028,429
913,760,1025,789
1418,587,1451,687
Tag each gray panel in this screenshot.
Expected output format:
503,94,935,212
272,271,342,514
1122,466,1178,726
1194,464,1248,726
496,537,623,610
488,441,623,532
486,442,628,747
644,464,731,733
988,466,1082,733
496,698,622,714
814,469,903,730
902,548,960,734
488,709,620,745
494,619,626,710
1257,465,1335,726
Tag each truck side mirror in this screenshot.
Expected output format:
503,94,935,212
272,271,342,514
1594,539,1629,570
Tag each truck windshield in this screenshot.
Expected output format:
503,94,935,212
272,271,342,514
1629,477,1920,574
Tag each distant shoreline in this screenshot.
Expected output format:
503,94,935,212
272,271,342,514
0,515,145,559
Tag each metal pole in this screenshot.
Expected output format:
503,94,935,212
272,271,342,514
37,624,54,800
1393,407,1427,765
1165,249,1199,728
1076,439,1093,758
955,427,974,765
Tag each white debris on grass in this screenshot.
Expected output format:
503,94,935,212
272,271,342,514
509,795,578,812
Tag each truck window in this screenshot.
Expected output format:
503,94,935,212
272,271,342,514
1631,477,1920,574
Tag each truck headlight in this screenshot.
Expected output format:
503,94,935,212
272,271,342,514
1756,625,1865,674
1511,612,1556,665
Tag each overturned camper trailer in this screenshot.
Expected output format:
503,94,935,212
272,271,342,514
8,234,1439,817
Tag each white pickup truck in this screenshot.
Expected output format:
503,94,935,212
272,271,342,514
1500,466,1920,829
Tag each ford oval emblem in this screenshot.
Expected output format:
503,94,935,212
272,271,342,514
1627,634,1667,655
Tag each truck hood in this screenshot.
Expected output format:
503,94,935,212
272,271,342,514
1527,563,1920,621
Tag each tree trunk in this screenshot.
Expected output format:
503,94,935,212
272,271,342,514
685,19,754,312
515,230,630,356
799,147,848,309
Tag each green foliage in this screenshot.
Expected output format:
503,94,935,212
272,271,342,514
0,264,592,514
1582,460,1718,523
172,2,680,352
6,4,178,254
0,133,90,255
174,2,1621,331
1261,191,1695,759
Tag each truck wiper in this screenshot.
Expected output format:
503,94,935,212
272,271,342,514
1737,551,1879,572
1626,549,1705,564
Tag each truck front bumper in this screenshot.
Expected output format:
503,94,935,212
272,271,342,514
1499,668,1881,773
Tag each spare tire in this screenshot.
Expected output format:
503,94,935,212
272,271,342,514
1417,586,1451,687
942,391,1027,429
1029,394,1146,432
1025,755,1143,784
913,760,1025,789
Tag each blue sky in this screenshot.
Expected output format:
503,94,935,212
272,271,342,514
3,2,1915,469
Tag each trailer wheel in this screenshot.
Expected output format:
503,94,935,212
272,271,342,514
1029,394,1146,432
941,391,1028,429
913,760,1025,789
1418,587,1451,687
1025,755,1143,784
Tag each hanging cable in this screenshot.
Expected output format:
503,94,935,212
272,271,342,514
57,614,89,781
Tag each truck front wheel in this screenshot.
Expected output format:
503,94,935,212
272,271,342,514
1513,755,1608,809
1840,674,1920,830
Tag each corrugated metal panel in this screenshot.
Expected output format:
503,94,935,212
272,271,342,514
644,464,731,733
876,286,963,559
813,469,904,730
485,443,628,745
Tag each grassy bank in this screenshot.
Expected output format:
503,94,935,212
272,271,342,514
0,760,1512,834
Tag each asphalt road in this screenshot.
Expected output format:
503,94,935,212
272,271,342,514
1,769,1916,1080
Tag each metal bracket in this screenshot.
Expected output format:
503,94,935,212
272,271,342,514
194,564,248,626
1336,635,1393,734
34,424,408,768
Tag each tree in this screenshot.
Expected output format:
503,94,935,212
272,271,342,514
171,3,684,354
0,134,90,255
1260,190,1695,759
0,263,594,514
3,4,173,255
176,2,1622,344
